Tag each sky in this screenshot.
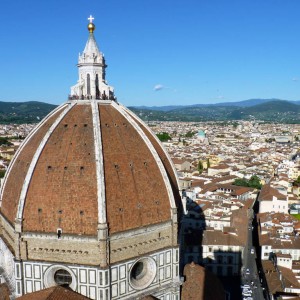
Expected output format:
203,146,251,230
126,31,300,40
1,0,300,107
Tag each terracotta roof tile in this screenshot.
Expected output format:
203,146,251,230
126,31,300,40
1,102,179,236
0,283,10,300
100,104,171,233
18,286,90,300
181,262,225,300
261,260,283,294
0,106,65,225
259,184,286,201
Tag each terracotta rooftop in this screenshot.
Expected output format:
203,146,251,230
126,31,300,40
261,260,283,295
208,164,230,170
258,212,296,225
0,283,10,300
259,184,286,201
279,266,300,289
181,262,225,300
17,286,90,300
276,253,292,258
0,101,181,242
202,229,242,246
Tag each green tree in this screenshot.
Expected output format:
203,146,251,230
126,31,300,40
198,161,203,174
248,175,262,189
295,175,300,184
185,131,197,138
207,158,210,168
0,137,13,146
234,178,249,187
0,170,6,178
156,132,171,142
234,175,262,189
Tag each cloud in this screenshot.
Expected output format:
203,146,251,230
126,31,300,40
153,84,164,91
292,77,299,82
153,84,178,93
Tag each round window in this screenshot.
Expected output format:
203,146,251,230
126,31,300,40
44,265,76,291
129,257,156,290
54,269,72,286
131,262,146,281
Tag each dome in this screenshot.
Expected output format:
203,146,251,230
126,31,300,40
0,100,181,264
0,17,182,299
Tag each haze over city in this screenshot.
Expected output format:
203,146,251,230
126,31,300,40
1,0,300,106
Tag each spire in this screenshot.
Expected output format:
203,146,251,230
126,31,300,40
69,16,115,101
83,33,101,57
83,15,100,56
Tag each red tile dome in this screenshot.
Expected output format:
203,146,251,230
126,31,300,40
0,100,181,237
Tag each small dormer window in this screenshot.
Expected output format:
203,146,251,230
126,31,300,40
57,228,62,239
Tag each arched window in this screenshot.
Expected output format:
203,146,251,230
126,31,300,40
87,74,91,95
95,74,100,99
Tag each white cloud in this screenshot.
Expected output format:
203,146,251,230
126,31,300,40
292,77,299,82
153,84,164,91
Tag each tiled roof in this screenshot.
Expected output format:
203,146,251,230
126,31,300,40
279,266,300,289
262,260,283,294
17,286,90,300
259,184,286,201
0,283,10,300
203,229,242,246
181,262,225,300
0,101,180,236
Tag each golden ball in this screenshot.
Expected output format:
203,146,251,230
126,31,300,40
88,23,95,33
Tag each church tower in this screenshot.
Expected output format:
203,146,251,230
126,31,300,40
70,16,114,100
0,17,182,299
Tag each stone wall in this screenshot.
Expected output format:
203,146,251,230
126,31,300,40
109,221,175,263
22,234,101,266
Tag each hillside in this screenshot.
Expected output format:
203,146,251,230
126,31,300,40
130,99,300,123
133,98,300,111
0,101,57,123
0,99,299,124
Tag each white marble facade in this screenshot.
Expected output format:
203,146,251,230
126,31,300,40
7,246,180,299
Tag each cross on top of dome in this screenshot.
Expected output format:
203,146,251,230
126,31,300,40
88,15,94,23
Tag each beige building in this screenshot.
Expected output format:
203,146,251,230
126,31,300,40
258,184,288,214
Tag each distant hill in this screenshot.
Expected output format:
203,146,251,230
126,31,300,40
0,99,299,124
133,98,300,111
129,99,300,123
246,100,300,113
211,98,289,107
0,101,57,124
